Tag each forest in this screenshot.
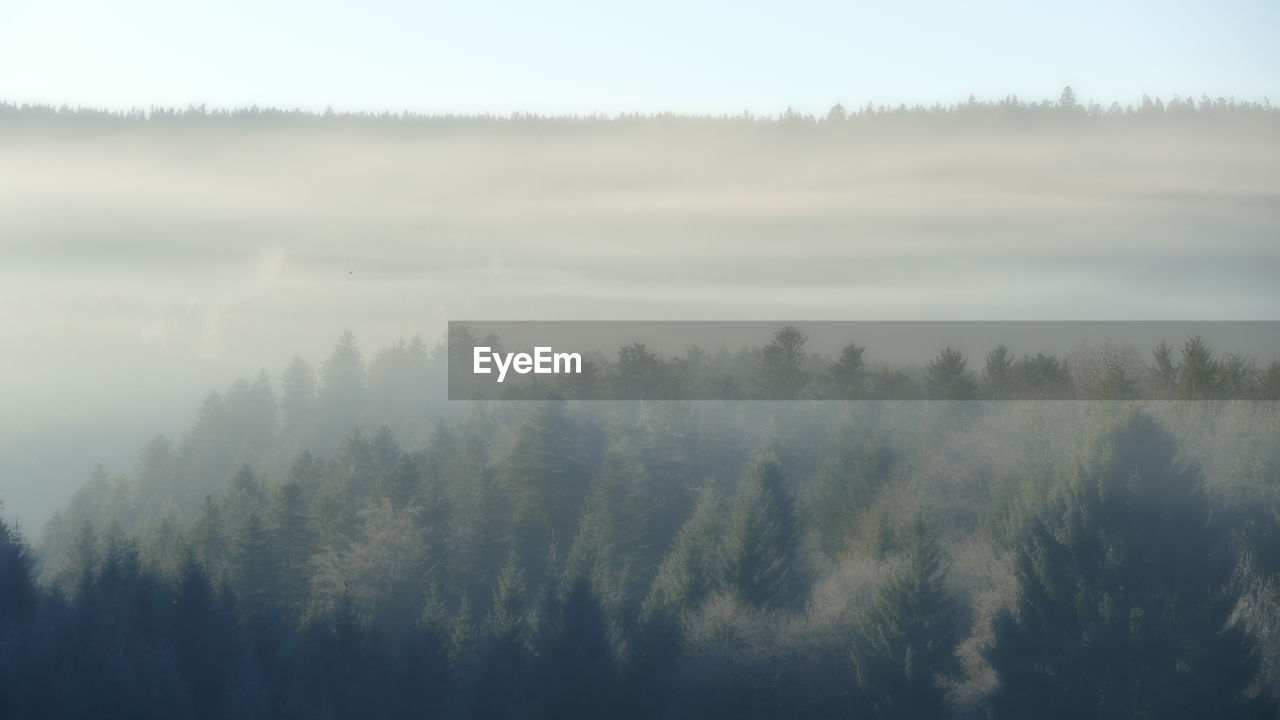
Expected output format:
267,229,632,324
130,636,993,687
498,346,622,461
3,328,1280,719
1,87,1275,130
447,325,1280,400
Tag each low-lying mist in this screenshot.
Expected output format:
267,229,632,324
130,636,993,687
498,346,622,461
1,101,1278,527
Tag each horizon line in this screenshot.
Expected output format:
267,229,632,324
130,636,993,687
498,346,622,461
1,88,1275,123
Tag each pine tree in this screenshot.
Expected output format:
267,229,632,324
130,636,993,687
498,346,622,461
925,347,977,400
643,485,721,623
267,480,314,618
718,457,803,610
489,551,531,650
140,514,186,581
191,495,227,574
611,343,676,399
316,330,366,446
1100,354,1137,399
1151,340,1179,397
564,443,652,612
495,403,587,582
224,463,266,519
473,552,534,717
807,418,896,556
57,520,98,599
0,515,37,621
1179,335,1219,399
1012,352,1074,399
228,512,277,616
134,435,175,519
757,325,810,399
375,445,423,507
455,463,507,608
279,355,316,446
984,345,1015,399
852,534,964,719
1262,360,1280,401
171,547,236,720
828,342,869,399
449,595,477,669
985,411,1264,719
530,574,617,719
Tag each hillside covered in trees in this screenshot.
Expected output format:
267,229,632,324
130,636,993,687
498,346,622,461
3,329,1280,718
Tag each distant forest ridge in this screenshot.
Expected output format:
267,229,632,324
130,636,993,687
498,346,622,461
448,325,1280,401
1,87,1276,128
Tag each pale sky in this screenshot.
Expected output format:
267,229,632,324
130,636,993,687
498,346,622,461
1,0,1277,114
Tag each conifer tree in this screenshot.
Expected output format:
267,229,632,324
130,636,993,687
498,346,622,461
925,347,978,400
718,457,803,610
316,330,366,446
1262,360,1280,401
449,595,477,669
1179,335,1219,399
1100,354,1137,399
57,520,98,599
530,574,617,719
986,411,1263,719
171,547,236,720
829,342,869,399
495,403,586,582
565,443,652,611
807,420,896,555
984,345,1015,399
279,355,316,446
757,325,810,399
267,480,314,618
489,551,532,650
643,484,721,624
0,516,37,621
228,512,277,616
191,495,227,574
224,463,266,519
1151,340,1179,397
852,534,964,719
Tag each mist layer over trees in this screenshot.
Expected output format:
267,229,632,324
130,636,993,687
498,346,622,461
3,329,1280,718
3,92,1279,527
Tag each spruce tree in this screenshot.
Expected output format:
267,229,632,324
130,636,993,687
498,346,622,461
267,480,315,618
925,347,978,400
757,325,810,399
495,403,586,582
829,342,869,400
807,417,895,556
1179,335,1219,399
0,516,37,621
986,411,1264,719
1151,340,1179,397
1100,354,1137,399
718,457,803,610
643,484,721,622
228,512,277,616
190,495,226,574
489,551,532,651
57,520,98,600
852,534,964,719
316,330,366,446
1261,360,1280,401
279,355,316,447
984,345,1015,399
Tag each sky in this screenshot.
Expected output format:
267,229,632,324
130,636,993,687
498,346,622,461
1,0,1277,115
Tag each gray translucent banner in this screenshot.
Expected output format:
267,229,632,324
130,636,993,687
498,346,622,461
447,321,1280,401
